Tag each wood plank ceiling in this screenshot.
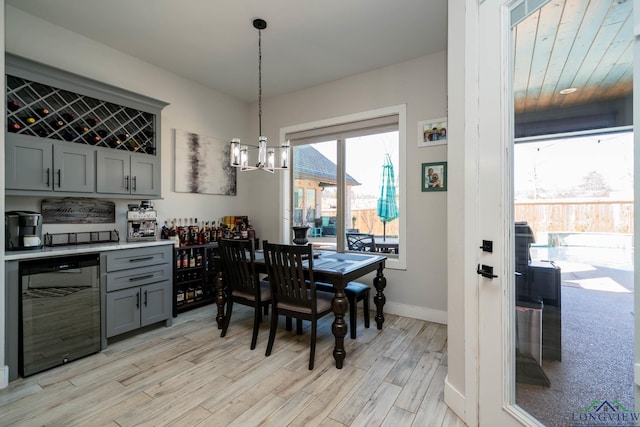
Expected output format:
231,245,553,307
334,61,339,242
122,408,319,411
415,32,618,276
513,0,632,116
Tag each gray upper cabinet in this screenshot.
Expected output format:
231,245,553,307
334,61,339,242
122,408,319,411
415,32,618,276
96,150,160,196
6,134,95,193
5,53,168,199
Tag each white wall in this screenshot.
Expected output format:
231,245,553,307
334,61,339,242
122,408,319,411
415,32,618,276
248,52,449,318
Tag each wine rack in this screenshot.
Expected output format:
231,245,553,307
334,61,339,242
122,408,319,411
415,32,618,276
7,74,156,155
173,243,219,316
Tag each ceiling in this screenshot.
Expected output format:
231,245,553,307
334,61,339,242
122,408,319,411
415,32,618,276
6,0,633,132
6,0,448,103
513,0,633,116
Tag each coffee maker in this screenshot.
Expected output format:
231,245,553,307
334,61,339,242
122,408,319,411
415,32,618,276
5,211,43,250
127,201,158,242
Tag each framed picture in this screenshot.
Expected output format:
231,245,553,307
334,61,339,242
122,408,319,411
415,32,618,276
418,117,448,147
422,162,447,192
174,128,237,195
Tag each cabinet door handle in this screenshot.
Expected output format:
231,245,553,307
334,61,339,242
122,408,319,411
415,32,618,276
129,256,154,263
46,168,50,187
125,175,129,191
129,274,154,282
144,290,148,306
132,176,137,192
57,169,61,188
136,291,140,309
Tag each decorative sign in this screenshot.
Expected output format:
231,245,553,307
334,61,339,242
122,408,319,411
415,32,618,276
42,198,116,224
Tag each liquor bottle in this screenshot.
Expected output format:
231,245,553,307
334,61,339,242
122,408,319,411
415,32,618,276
189,249,196,268
7,100,20,111
196,249,203,267
35,108,50,117
176,250,182,270
195,285,204,301
181,250,189,269
186,287,195,304
176,288,185,306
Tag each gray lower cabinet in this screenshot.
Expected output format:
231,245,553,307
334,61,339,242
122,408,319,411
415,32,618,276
103,245,172,342
96,150,160,197
6,134,95,193
106,281,171,337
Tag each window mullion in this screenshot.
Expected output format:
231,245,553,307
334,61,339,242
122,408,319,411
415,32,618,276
336,138,346,252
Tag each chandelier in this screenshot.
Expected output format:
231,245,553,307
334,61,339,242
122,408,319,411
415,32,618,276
230,18,290,173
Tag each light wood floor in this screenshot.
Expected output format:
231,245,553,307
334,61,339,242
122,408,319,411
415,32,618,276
0,304,464,427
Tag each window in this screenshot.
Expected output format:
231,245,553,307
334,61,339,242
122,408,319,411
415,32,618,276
284,107,405,264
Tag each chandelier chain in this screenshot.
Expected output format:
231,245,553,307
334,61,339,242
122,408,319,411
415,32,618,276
258,26,262,136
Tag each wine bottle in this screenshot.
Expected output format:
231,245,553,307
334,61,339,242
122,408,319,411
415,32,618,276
75,125,89,134
97,129,108,138
21,116,36,125
8,120,22,132
63,130,79,141
189,249,196,268
85,117,99,126
62,113,76,122
7,100,20,111
86,133,101,144
35,108,50,117
34,126,49,138
50,119,65,129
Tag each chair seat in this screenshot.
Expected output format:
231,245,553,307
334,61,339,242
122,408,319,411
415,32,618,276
232,281,271,301
277,290,334,314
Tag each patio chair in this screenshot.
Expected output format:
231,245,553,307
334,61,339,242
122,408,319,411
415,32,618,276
346,232,377,252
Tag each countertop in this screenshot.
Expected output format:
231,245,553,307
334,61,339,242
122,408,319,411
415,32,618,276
4,240,175,261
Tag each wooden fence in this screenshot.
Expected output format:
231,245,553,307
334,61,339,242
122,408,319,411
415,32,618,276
514,200,633,235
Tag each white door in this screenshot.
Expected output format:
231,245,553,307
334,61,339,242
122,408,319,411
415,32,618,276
477,0,544,425
477,0,638,425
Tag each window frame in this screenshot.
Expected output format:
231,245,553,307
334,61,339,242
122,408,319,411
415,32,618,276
279,105,406,270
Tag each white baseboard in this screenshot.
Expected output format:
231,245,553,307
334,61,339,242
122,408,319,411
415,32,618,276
444,374,467,424
380,301,448,325
1,365,8,390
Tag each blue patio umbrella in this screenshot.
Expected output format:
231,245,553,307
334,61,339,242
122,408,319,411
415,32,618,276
377,154,398,241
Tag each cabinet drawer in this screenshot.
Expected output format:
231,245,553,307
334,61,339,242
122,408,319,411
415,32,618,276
105,246,172,272
106,263,171,292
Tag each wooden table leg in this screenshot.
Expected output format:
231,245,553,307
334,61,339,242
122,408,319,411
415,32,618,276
373,263,387,330
215,271,225,329
331,286,349,369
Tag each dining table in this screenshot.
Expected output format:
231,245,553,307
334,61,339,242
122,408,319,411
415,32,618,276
214,249,388,369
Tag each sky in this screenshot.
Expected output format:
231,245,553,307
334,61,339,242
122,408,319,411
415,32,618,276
312,131,400,198
514,131,633,200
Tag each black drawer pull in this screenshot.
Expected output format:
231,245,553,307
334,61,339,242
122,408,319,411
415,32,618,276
129,256,154,263
129,274,154,282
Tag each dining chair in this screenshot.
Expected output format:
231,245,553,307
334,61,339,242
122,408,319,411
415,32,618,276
262,241,334,370
218,238,271,350
315,281,370,339
346,232,377,252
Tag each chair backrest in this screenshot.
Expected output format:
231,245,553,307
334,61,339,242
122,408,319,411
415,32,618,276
262,241,317,312
346,233,376,252
218,239,261,298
